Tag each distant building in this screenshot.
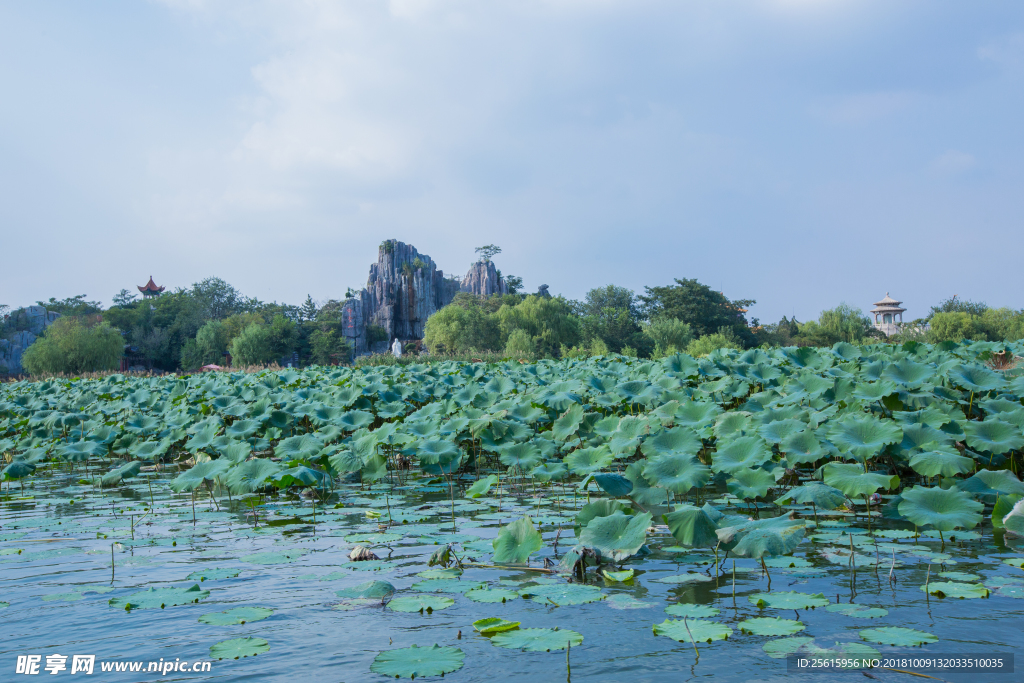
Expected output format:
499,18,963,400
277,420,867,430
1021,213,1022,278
137,276,165,298
871,293,906,337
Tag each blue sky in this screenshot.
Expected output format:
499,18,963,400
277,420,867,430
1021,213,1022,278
2,1,1022,324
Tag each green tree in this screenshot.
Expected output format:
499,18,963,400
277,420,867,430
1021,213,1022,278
575,285,647,354
504,328,534,358
504,275,524,295
181,320,229,370
230,324,276,366
474,244,501,262
795,304,875,346
686,331,743,357
299,295,318,322
266,314,299,359
642,317,694,358
35,295,103,317
496,295,579,357
309,327,352,365
424,293,501,353
928,312,979,342
929,295,988,318
21,318,123,375
112,289,137,308
639,278,754,345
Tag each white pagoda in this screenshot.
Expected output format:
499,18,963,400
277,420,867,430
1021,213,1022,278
871,293,906,336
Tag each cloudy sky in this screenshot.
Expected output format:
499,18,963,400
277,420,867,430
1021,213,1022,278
2,1,1022,323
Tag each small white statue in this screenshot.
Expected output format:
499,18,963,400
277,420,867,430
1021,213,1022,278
391,338,403,358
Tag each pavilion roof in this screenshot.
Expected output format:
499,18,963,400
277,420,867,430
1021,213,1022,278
138,276,165,294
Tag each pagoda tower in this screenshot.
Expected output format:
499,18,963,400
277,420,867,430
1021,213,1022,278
137,276,165,299
871,292,906,336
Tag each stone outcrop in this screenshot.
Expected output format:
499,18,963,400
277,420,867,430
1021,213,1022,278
341,240,461,354
340,240,511,355
461,260,508,298
0,306,60,375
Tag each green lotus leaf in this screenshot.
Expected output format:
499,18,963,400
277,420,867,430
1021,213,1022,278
824,603,888,618
186,568,240,581
184,425,220,452
623,461,669,506
273,465,329,489
498,442,541,470
643,454,711,494
1003,499,1024,535
464,588,519,603
920,581,989,599
664,604,719,618
779,431,826,465
199,606,274,625
491,627,583,652
388,594,456,612
466,474,499,498
601,568,634,582
776,483,845,510
57,441,107,462
716,514,806,558
519,583,604,606
592,473,634,497
908,448,974,478
641,427,702,458
109,584,210,610
898,486,983,532
947,364,1005,393
226,458,282,494
417,439,462,464
652,573,714,585
574,500,628,537
210,637,269,660
963,420,1024,455
958,469,1024,497
552,403,586,442
822,463,899,498
827,416,902,460
662,504,719,548
409,578,484,593
711,436,771,475
579,510,652,563
882,359,935,387
564,446,614,477
749,591,828,610
726,468,775,500
472,617,521,634
273,434,324,461
370,644,465,678
327,447,362,473
738,617,805,636
240,549,309,564
852,380,899,402
758,419,806,444
674,401,722,429
492,516,543,563
900,423,953,451
2,461,35,481
335,580,396,600
531,462,569,482
653,619,731,643
860,627,937,647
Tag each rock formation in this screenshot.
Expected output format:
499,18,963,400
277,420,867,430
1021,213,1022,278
461,260,508,298
340,240,510,355
0,305,60,375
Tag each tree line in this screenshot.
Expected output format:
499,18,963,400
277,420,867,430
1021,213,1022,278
3,277,1022,377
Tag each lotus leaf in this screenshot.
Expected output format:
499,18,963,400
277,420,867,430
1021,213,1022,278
472,617,520,634
210,637,269,660
464,588,519,603
388,594,456,612
519,583,604,606
370,644,465,678
964,419,1024,455
662,504,719,548
898,486,982,532
199,606,274,625
109,584,209,610
921,581,989,599
749,591,828,610
860,627,937,647
653,619,731,643
492,516,542,563
822,463,899,498
491,627,583,652
579,511,652,562
738,617,805,636
664,604,719,618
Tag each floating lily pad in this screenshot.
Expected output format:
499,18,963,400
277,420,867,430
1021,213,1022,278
491,627,583,652
186,568,240,581
860,627,938,646
464,588,519,604
605,593,655,610
824,603,888,618
335,580,396,600
240,549,309,565
738,617,805,636
472,617,521,634
920,581,989,599
652,573,714,585
109,584,210,610
199,607,274,625
762,557,812,569
416,568,463,580
519,583,604,606
341,560,398,572
937,571,981,582
653,619,732,643
210,637,270,660
748,591,828,610
387,594,455,613
601,569,635,582
665,603,719,618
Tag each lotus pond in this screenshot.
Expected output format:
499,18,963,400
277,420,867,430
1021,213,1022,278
3,342,1024,681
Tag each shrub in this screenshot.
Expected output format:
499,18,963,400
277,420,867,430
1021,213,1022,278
643,317,693,358
686,332,742,357
22,318,123,375
424,294,501,353
309,328,352,365
504,329,534,358
230,324,276,366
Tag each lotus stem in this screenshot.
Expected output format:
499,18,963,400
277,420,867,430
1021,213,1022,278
761,556,771,590
682,616,700,659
